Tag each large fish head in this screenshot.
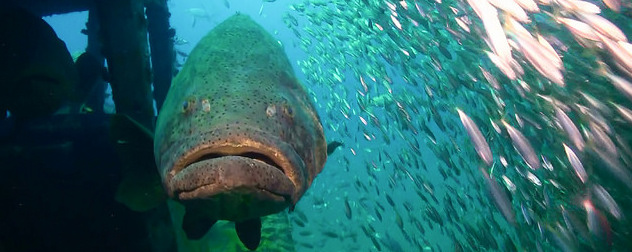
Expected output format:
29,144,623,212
154,14,327,222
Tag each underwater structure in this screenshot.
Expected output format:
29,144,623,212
0,0,175,251
2,0,177,123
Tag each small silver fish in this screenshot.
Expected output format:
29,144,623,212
555,107,584,152
562,143,587,183
173,36,189,45
502,120,540,170
592,185,622,220
457,108,494,166
481,167,516,225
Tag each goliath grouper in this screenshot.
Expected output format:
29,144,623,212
154,13,327,250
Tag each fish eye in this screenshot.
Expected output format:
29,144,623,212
282,105,294,119
182,101,189,112
182,97,197,113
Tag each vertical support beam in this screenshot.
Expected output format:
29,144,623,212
146,0,174,112
83,8,106,114
96,0,154,129
97,4,177,252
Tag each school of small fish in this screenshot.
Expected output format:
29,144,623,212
274,0,631,251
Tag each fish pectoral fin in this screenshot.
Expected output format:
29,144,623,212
326,140,344,155
182,210,217,240
115,168,166,212
110,114,163,212
110,114,154,141
235,218,262,251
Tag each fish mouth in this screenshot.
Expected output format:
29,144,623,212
172,149,294,200
165,129,305,219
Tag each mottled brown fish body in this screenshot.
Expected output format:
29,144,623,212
154,14,326,222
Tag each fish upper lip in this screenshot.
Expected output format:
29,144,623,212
185,151,285,176
172,144,289,184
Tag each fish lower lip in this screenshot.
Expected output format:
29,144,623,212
170,155,295,201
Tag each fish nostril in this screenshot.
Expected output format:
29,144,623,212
266,104,276,117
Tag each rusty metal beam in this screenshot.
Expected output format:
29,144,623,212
146,0,174,111
96,0,154,129
3,0,92,16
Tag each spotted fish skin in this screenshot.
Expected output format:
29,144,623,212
154,13,327,222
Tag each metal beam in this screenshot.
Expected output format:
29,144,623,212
96,0,154,129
